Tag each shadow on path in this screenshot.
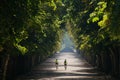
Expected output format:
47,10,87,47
16,47,107,80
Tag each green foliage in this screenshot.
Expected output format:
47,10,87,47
63,0,120,56
14,43,28,55
88,1,107,23
98,13,109,28
92,17,99,22
0,0,64,57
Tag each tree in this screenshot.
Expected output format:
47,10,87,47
63,0,120,76
0,0,64,80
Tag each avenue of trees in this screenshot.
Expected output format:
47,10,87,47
0,0,119,80
0,0,65,80
63,0,120,78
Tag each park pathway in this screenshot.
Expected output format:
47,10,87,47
16,47,107,80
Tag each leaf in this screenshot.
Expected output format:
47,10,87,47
14,43,28,55
98,14,108,28
92,17,99,22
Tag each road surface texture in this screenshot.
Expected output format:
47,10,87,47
16,47,110,80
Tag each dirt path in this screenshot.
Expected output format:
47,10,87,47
16,48,106,80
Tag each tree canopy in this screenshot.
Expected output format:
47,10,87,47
63,0,120,55
0,0,65,56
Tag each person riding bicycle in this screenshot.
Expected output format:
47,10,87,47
64,59,67,70
64,59,67,66
55,59,58,65
55,59,58,70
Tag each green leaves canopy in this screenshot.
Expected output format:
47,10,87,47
0,0,64,56
63,0,120,55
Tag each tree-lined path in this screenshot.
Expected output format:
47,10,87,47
0,0,119,80
16,47,106,80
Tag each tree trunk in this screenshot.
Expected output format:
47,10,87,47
109,47,118,76
2,54,10,80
